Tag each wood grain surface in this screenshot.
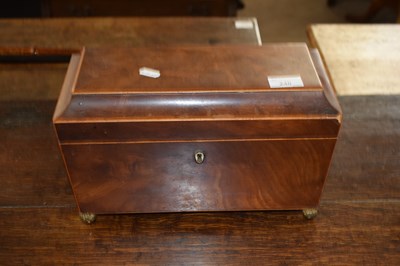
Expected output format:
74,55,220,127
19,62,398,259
307,24,400,96
0,20,399,264
62,139,336,214
75,45,320,93
0,17,261,49
322,95,400,202
0,202,398,265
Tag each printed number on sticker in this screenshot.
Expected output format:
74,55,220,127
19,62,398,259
267,75,304,88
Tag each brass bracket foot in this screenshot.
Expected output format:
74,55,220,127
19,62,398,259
302,208,318,220
79,212,97,224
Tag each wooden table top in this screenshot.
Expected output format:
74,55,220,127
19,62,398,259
0,17,262,49
308,24,400,95
0,20,399,264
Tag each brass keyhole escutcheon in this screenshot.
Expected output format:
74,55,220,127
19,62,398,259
194,151,205,164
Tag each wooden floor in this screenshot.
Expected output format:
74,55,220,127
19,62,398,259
1,19,399,265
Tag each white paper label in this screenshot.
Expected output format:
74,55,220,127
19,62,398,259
139,67,160,78
267,75,304,88
235,20,254,29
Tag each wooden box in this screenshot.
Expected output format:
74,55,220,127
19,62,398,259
53,44,341,223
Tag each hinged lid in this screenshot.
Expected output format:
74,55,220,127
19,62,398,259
53,44,341,143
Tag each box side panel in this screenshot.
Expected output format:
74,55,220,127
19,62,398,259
61,139,336,214
310,48,342,118
53,51,83,121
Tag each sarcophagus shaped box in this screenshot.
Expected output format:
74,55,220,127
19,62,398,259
53,44,341,223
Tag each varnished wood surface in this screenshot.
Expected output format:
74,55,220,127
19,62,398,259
75,45,320,93
0,202,399,265
0,100,74,207
0,62,68,101
55,119,340,143
322,95,400,202
0,21,399,264
63,139,335,214
0,17,261,49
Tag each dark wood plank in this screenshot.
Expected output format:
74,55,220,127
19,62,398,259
324,95,400,201
0,63,67,100
43,0,242,17
0,202,398,265
0,100,75,207
0,17,261,49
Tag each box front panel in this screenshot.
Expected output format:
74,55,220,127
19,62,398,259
56,119,340,143
61,139,336,214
